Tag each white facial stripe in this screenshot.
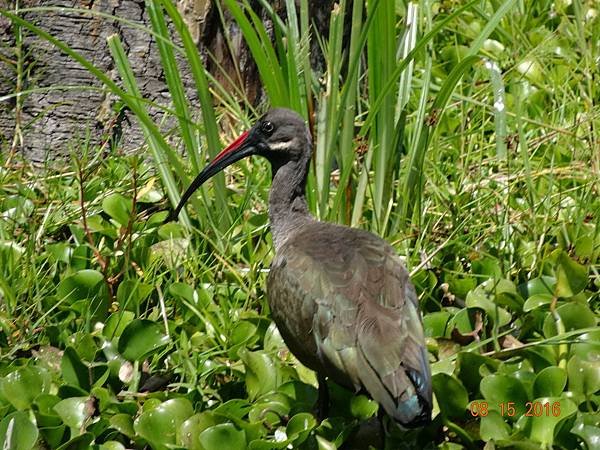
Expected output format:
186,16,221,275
269,139,296,151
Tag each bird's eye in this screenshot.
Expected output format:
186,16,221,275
261,121,274,135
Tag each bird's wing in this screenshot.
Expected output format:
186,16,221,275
268,224,431,426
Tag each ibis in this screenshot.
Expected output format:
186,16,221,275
168,108,432,427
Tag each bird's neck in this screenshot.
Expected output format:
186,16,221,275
269,154,312,250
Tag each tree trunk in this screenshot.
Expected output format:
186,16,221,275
0,0,338,162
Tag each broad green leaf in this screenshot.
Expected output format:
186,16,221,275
527,397,577,447
99,442,126,450
178,412,221,450
456,352,499,394
57,269,104,304
542,303,597,338
286,412,316,444
520,276,555,297
229,320,259,358
0,411,38,450
116,281,154,312
481,374,528,421
0,366,50,410
61,347,90,392
423,311,451,338
465,282,512,327
54,396,93,431
54,432,94,450
134,398,194,448
432,373,468,419
102,185,137,226
570,412,600,450
109,413,135,438
104,311,136,339
315,435,337,450
214,399,251,421
567,354,600,396
118,319,169,361
248,393,291,426
239,349,278,400
198,423,247,450
278,381,318,414
554,251,588,298
523,294,554,312
34,394,62,428
570,329,600,360
350,395,378,420
533,366,567,398
479,410,510,442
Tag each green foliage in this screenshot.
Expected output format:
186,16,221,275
0,0,599,449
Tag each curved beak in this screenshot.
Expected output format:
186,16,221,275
166,130,256,222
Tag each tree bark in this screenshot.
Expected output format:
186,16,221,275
0,0,338,162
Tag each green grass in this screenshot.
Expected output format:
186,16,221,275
0,1,599,449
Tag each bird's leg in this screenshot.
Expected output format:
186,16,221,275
317,374,329,421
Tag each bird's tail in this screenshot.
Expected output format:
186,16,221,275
355,304,432,427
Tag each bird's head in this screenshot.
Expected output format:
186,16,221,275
166,108,310,222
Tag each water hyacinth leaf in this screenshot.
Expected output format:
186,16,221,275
432,373,468,419
0,411,39,450
56,269,104,304
286,412,317,444
465,283,512,327
315,435,337,450
471,256,502,278
570,329,600,359
35,394,62,427
102,192,132,227
479,410,510,442
481,374,528,420
570,412,600,450
542,303,596,338
54,433,94,450
178,412,221,450
527,397,577,447
350,395,378,420
456,352,499,394
533,366,567,398
214,399,252,421
117,319,169,361
99,442,126,450
104,311,136,339
567,355,600,396
134,398,194,448
198,423,247,450
109,413,135,438
239,349,278,399
423,311,451,338
248,438,289,450
263,322,286,352
0,366,50,410
554,251,588,298
61,347,90,392
447,308,478,335
523,294,553,312
229,320,259,356
278,381,318,413
520,276,556,297
116,281,154,312
53,396,94,431
248,392,291,425
168,282,196,303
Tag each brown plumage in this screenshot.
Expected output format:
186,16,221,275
168,108,432,427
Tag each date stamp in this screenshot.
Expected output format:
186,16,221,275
469,401,562,417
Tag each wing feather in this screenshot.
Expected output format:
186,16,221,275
267,222,431,426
